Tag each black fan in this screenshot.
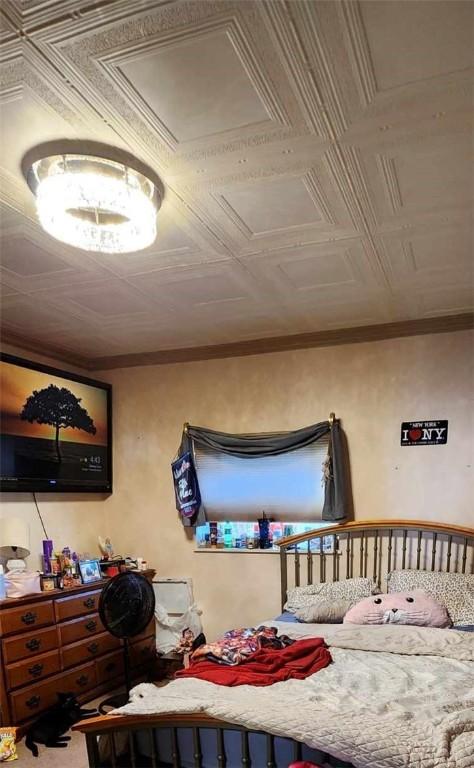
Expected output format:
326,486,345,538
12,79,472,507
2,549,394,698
98,572,155,713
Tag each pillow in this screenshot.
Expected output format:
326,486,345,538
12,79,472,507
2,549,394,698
285,577,379,613
387,569,474,627
274,612,299,623
295,598,352,624
344,590,451,627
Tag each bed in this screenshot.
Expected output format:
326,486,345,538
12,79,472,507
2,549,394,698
74,519,474,768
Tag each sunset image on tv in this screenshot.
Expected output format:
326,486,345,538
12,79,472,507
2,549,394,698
0,357,111,491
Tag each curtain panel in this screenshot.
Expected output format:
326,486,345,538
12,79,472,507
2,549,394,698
174,419,351,526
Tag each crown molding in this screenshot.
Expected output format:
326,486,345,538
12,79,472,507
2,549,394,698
0,329,93,370
93,313,474,369
3,313,472,372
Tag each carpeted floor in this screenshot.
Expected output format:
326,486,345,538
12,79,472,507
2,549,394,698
16,719,90,767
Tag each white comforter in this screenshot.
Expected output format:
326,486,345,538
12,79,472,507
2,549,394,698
116,623,474,768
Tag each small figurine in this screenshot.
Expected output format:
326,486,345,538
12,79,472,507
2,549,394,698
175,628,206,669
98,537,114,560
176,627,195,655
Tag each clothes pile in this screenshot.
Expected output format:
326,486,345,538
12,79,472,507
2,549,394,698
190,625,294,666
176,625,331,686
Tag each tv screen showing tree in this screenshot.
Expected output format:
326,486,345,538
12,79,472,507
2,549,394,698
0,354,112,492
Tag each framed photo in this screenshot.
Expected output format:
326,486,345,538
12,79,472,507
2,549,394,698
79,559,102,584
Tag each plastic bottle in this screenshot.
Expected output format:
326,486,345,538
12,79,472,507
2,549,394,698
253,522,260,548
272,522,283,549
209,522,218,547
0,564,6,600
223,522,233,548
246,523,254,549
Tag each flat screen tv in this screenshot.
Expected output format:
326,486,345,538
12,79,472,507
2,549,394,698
0,353,112,493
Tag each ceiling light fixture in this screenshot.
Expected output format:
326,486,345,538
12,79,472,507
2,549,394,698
23,142,163,254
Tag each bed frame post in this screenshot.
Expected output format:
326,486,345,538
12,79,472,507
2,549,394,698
280,546,288,611
85,733,100,768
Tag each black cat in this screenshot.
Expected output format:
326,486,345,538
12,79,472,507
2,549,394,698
25,692,97,757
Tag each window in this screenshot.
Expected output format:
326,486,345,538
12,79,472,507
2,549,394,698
194,436,329,522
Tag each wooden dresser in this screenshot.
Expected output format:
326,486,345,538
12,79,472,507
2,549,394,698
0,572,156,729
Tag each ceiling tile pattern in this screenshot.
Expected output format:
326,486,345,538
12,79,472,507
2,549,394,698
0,0,472,362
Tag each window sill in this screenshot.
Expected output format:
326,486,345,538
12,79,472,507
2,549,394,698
193,547,280,554
194,546,337,555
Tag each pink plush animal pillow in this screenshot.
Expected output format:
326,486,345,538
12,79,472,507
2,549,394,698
343,589,451,627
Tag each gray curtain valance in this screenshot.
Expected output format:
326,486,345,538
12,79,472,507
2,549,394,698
186,421,330,458
178,419,350,523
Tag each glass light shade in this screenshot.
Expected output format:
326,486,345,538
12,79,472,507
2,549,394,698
0,517,30,560
29,154,161,254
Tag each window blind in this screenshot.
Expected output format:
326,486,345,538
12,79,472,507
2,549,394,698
194,436,329,522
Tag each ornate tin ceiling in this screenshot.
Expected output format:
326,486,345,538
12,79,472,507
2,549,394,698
0,0,472,367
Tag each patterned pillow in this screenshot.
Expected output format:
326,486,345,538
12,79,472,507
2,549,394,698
285,577,380,613
387,570,474,627
295,598,353,624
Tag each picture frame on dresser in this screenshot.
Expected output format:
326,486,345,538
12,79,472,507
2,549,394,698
79,560,102,585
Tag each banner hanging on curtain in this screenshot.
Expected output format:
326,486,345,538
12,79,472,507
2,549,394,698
172,451,201,521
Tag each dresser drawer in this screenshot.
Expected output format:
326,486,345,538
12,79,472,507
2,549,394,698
55,590,101,622
130,636,156,668
10,662,97,722
59,613,104,646
96,650,124,684
0,600,54,636
6,650,61,690
64,662,98,697
2,626,58,664
62,631,121,668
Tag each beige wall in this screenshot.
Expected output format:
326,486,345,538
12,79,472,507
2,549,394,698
1,331,473,637
102,329,473,637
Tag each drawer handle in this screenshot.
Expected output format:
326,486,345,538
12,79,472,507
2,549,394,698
26,639,41,652
105,662,117,673
83,597,95,609
28,663,44,678
85,620,97,632
76,675,88,687
26,695,41,710
87,642,99,654
21,611,37,626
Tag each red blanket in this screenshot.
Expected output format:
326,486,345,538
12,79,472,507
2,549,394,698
175,637,331,687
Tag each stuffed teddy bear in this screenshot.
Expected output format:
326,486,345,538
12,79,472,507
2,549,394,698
344,589,451,627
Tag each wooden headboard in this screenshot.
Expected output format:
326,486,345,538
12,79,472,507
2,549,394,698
278,519,474,610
